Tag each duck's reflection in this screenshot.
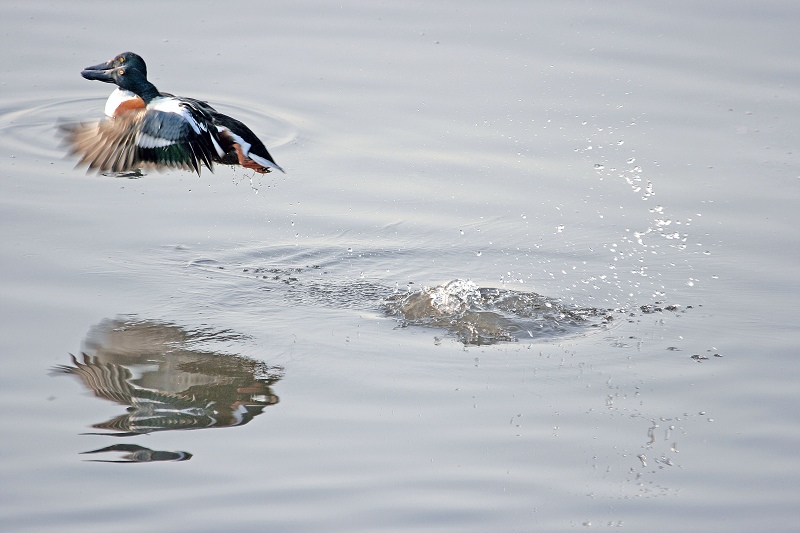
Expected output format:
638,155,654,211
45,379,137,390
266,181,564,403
55,318,283,440
81,444,192,463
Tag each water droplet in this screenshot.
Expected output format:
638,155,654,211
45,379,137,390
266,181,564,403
476,251,482,256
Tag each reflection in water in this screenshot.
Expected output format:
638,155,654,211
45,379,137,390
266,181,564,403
81,444,192,463
101,168,146,179
54,318,283,440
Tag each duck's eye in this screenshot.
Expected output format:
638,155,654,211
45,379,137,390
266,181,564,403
118,69,125,76
119,57,125,63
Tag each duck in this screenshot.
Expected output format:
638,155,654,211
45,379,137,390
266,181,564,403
68,52,284,175
86,53,284,173
64,65,224,174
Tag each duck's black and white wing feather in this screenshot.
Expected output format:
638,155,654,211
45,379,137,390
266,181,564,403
63,97,224,175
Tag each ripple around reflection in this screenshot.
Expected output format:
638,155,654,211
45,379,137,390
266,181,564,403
52,318,284,459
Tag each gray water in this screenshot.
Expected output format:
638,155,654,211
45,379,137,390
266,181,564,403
1,1,799,531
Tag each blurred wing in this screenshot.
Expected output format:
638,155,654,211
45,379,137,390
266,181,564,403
62,112,143,173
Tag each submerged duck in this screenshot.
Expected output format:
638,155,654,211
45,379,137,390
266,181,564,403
66,52,284,175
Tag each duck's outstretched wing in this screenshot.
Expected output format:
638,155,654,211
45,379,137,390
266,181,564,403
62,113,142,174
136,100,224,174
62,99,224,176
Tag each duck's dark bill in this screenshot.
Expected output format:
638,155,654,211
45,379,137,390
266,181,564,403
81,68,115,83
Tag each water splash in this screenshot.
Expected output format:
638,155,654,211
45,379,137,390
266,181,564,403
384,279,614,345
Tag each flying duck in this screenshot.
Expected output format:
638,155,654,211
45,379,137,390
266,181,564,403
66,52,284,175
